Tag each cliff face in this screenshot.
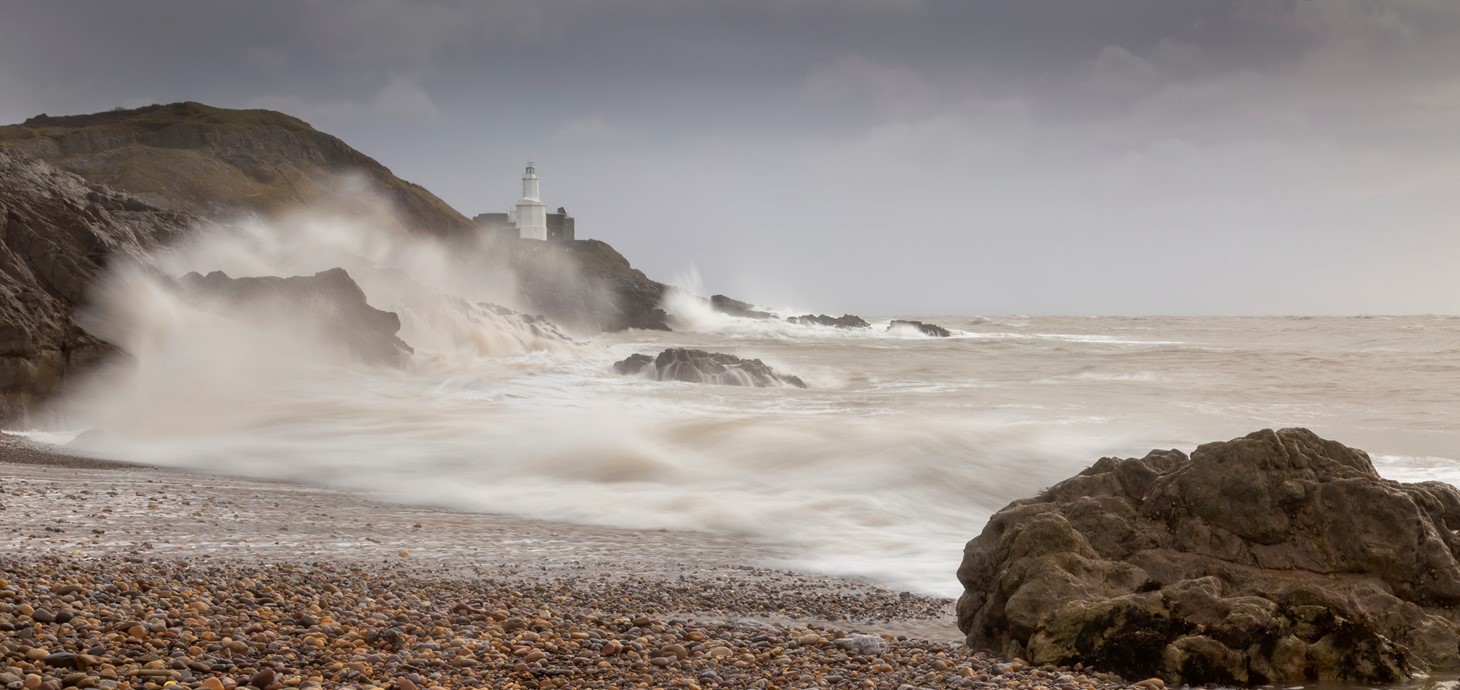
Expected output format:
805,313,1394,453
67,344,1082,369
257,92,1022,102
0,150,193,424
0,102,470,234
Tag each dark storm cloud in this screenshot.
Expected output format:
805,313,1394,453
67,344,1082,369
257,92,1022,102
4,0,1459,315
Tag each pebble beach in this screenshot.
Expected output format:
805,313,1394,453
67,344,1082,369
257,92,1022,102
0,435,1140,690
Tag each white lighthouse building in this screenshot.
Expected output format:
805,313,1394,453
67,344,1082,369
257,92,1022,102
472,164,575,242
511,163,548,241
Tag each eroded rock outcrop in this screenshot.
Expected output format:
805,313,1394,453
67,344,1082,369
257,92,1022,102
0,150,193,423
711,295,775,320
613,348,806,388
788,314,870,329
957,428,1460,685
180,268,413,366
888,319,951,337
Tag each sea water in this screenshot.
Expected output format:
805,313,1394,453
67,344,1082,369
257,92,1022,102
26,214,1460,598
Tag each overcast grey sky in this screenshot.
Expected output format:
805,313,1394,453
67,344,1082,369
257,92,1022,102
3,0,1458,315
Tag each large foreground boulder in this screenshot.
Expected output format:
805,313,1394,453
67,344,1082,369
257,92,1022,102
613,348,806,388
180,268,413,366
957,428,1460,685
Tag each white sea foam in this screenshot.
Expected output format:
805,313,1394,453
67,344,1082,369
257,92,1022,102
1372,455,1460,485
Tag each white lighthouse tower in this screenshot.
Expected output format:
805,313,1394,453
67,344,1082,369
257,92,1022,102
514,162,548,241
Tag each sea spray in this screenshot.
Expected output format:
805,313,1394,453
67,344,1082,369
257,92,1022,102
36,202,1460,596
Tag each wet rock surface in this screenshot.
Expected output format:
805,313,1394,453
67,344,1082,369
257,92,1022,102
888,320,952,337
179,268,413,367
611,353,654,376
957,428,1460,685
613,348,806,388
710,295,775,320
787,314,871,329
0,150,193,424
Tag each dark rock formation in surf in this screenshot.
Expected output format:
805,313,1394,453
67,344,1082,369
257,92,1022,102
612,353,655,376
710,294,775,320
889,320,951,337
180,268,413,366
957,428,1460,685
787,314,870,329
613,348,806,388
0,150,193,424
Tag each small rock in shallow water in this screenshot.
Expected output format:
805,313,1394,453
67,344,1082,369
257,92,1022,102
612,348,807,388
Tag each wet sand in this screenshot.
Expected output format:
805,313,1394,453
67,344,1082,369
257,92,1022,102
0,434,1141,689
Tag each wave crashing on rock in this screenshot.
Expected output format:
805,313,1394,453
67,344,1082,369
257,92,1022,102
888,320,952,337
787,314,870,329
180,268,413,367
613,348,806,388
